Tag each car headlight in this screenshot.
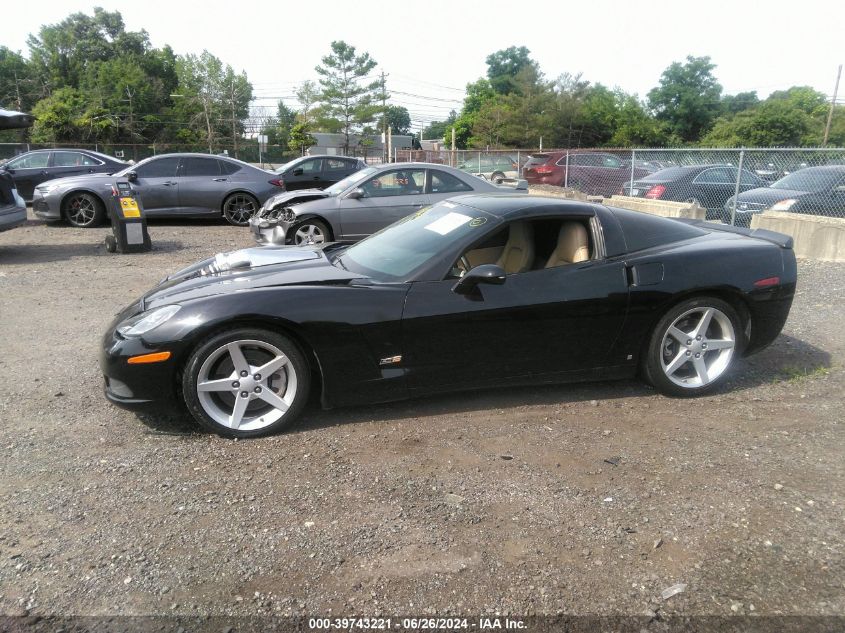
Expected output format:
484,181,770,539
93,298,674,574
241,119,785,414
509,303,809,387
35,183,61,195
769,199,797,211
117,305,181,337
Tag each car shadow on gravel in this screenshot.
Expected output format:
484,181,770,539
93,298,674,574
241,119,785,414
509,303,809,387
127,334,831,438
0,240,185,264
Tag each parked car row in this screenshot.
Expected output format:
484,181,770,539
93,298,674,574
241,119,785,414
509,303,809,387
0,150,370,229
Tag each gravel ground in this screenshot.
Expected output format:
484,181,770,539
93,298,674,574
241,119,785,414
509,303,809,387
0,210,843,627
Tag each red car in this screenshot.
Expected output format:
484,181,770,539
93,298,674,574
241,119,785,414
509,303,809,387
523,151,650,196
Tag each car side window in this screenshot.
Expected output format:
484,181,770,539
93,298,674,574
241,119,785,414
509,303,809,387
326,158,349,171
296,158,322,174
601,155,622,168
134,157,180,179
8,153,49,169
693,168,733,184
53,151,100,167
220,160,241,175
361,169,426,197
430,170,473,194
181,157,221,177
739,169,759,185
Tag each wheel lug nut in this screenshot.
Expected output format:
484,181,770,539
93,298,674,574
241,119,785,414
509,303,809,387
254,386,262,393
696,335,702,341
702,343,707,349
686,340,692,346
686,350,691,356
232,381,240,388
240,391,249,398
695,353,700,358
254,374,261,380
240,370,248,377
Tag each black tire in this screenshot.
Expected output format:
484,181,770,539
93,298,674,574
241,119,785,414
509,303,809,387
63,192,105,228
491,171,505,184
182,327,311,438
642,296,744,398
289,219,331,246
222,193,259,226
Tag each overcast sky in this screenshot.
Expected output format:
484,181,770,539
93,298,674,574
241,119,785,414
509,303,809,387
5,0,844,132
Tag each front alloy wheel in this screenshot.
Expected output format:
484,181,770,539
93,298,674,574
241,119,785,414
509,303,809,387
64,192,105,227
183,328,310,437
223,194,258,226
643,297,742,397
292,220,328,245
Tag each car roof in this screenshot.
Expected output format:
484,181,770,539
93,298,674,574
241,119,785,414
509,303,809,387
448,193,598,218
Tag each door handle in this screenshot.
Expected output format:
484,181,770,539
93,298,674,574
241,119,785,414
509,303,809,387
312,176,320,180
162,181,177,186
40,171,48,175
213,177,228,182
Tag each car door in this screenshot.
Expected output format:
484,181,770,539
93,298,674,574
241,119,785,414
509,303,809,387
323,157,357,187
4,152,50,200
285,158,323,190
50,151,102,180
338,168,429,239
129,156,181,215
401,218,629,394
690,167,735,210
176,156,227,215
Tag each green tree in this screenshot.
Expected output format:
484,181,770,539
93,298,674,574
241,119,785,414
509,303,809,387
0,47,35,111
648,56,722,143
266,101,297,147
220,65,253,157
701,100,818,147
721,91,759,115
288,121,317,154
384,105,411,135
29,87,88,141
486,46,535,95
315,41,380,153
422,110,456,142
295,80,319,125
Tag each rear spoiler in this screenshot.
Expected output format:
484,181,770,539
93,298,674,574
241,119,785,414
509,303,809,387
675,218,793,249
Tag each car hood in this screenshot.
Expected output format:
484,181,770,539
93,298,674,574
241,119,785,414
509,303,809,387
141,244,362,309
263,189,330,209
733,187,808,207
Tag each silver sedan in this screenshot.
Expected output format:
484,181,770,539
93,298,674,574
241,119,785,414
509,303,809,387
250,162,527,245
31,153,283,227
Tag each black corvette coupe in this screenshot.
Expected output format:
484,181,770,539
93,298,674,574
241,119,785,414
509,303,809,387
101,194,797,437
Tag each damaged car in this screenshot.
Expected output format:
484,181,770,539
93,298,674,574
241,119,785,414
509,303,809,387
249,162,527,245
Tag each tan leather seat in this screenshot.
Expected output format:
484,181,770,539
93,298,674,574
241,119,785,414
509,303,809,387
545,222,590,268
496,222,534,274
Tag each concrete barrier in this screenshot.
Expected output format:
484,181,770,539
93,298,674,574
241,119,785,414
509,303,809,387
751,211,845,262
601,195,706,220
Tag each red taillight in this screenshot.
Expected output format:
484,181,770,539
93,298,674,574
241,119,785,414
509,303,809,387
644,184,665,199
754,276,780,288
534,165,554,174
269,178,285,188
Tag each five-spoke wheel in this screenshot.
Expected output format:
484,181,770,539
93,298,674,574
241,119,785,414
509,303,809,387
292,220,329,246
644,297,742,397
183,329,310,437
223,193,258,226
63,192,105,228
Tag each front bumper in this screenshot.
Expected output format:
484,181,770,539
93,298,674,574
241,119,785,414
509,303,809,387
32,190,62,220
100,327,181,411
249,214,291,246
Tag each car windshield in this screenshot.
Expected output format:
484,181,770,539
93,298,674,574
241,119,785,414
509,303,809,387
324,166,377,196
335,200,498,281
771,169,843,192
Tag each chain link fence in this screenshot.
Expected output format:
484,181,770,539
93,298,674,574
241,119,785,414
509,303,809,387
398,147,845,226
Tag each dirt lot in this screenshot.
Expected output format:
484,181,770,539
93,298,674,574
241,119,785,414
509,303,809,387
0,210,843,629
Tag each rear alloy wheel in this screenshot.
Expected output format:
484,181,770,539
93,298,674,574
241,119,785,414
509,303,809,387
292,220,329,246
183,328,310,438
63,192,105,228
491,171,506,184
643,296,742,397
223,193,258,226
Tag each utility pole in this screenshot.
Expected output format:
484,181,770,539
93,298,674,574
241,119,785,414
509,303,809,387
228,76,240,159
823,64,842,147
125,86,136,161
380,71,388,163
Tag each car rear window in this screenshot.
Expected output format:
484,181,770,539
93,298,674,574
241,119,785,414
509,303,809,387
610,207,707,253
524,154,551,167
637,167,692,182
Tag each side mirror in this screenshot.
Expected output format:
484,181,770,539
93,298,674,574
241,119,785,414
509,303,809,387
452,264,506,295
292,168,304,176
127,171,138,182
346,187,366,200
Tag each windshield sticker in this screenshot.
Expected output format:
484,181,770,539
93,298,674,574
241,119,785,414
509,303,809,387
469,217,488,227
424,212,472,235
